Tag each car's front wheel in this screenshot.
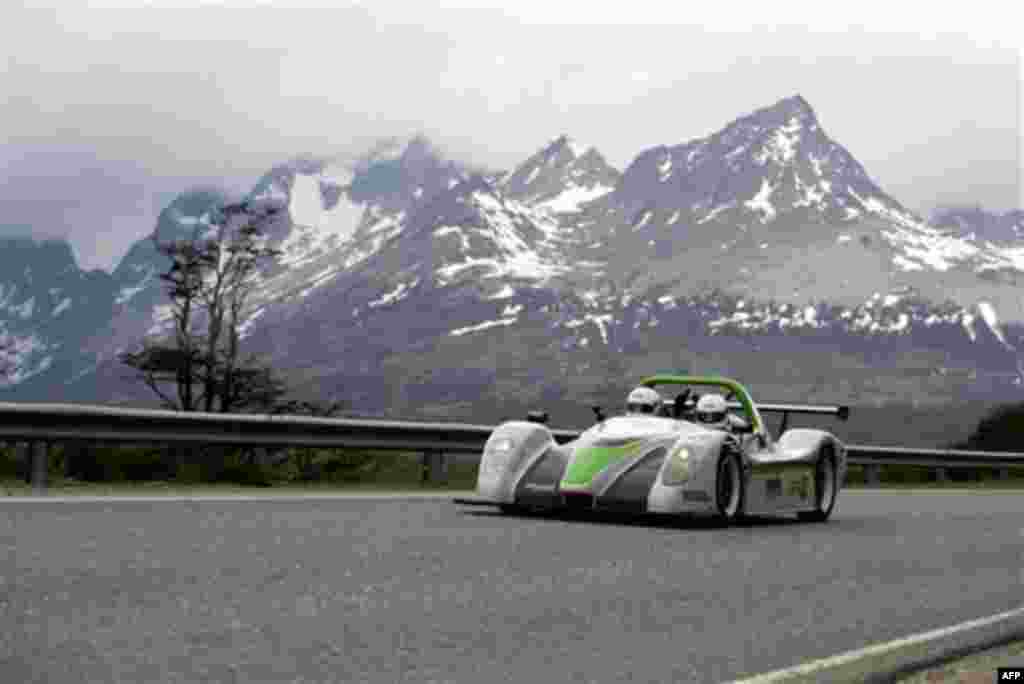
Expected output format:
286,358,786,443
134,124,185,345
798,448,837,523
714,449,746,524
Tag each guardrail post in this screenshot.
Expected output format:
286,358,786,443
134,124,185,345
998,467,1010,481
63,439,87,479
421,451,448,485
31,440,48,495
17,442,30,484
436,451,448,484
864,464,881,486
934,467,949,483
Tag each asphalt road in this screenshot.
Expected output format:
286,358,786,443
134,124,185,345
3,491,1024,683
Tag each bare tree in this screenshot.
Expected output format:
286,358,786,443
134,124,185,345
120,201,288,413
120,235,215,410
203,202,283,413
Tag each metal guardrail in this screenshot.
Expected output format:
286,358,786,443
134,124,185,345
0,401,578,451
0,402,1021,492
846,445,1024,469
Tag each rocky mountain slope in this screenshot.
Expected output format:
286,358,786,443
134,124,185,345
2,95,1021,421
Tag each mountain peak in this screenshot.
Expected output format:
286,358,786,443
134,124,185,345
399,134,442,166
543,134,592,159
501,134,619,208
766,94,818,123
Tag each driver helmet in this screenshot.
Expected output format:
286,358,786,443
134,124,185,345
695,393,729,428
625,386,662,415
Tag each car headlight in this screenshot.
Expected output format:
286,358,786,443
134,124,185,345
662,445,690,485
481,436,517,475
488,437,516,454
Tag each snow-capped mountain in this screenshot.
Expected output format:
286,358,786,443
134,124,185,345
930,205,1024,244
501,134,620,214
0,238,119,388
3,97,1023,415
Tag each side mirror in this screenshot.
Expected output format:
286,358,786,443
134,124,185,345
527,410,549,425
591,405,606,423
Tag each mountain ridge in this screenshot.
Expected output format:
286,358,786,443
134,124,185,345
2,94,1022,415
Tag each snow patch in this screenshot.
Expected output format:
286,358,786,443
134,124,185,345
793,173,826,208
754,117,802,165
658,155,672,182
116,276,153,305
745,179,777,223
435,225,471,251
536,183,614,214
962,314,977,342
567,138,589,158
699,202,735,224
809,154,824,177
486,284,516,300
280,174,365,268
147,304,176,336
238,307,266,339
657,295,677,310
9,297,35,319
450,318,517,336
52,298,72,317
888,315,913,333
892,255,924,272
631,210,652,230
368,279,419,308
977,301,1013,348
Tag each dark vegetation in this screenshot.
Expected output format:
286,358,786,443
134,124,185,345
950,401,1024,452
0,442,478,489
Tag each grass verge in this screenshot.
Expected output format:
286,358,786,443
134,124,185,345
895,639,1024,682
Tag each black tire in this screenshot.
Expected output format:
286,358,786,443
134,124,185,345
714,448,746,524
798,448,838,523
498,503,523,515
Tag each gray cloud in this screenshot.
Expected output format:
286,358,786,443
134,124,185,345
2,2,1019,271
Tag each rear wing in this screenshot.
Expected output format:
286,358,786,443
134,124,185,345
728,402,850,434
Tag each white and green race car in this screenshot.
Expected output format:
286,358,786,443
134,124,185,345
469,375,849,524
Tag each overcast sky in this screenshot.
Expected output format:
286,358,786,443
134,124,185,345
2,1,1020,272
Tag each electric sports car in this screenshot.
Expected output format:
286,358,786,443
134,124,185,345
469,375,850,523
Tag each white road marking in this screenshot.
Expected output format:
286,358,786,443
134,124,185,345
0,491,475,504
730,603,1024,682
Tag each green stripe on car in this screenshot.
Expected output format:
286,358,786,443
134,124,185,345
561,440,646,487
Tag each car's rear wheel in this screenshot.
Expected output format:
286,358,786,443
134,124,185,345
714,449,746,524
798,448,837,523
